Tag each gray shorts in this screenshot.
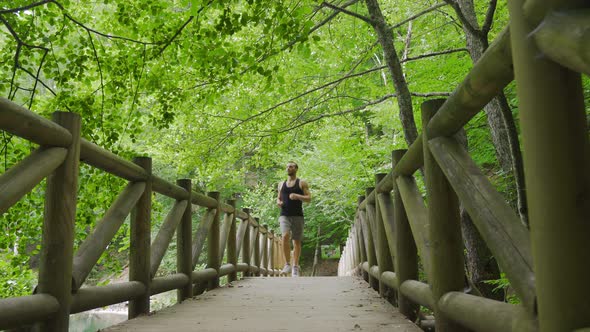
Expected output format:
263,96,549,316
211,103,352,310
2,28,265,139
279,215,305,241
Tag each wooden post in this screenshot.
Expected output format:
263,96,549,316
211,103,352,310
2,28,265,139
227,199,238,283
242,209,251,277
277,237,283,274
422,99,467,332
129,157,152,319
207,191,221,290
375,173,395,302
269,230,275,276
392,149,419,321
346,234,354,276
350,225,358,275
36,112,80,331
261,224,269,276
507,1,590,329
278,239,285,272
356,196,369,282
176,179,193,302
253,218,261,276
365,188,379,291
362,188,379,291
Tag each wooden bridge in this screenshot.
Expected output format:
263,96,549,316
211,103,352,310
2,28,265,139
1,1,590,331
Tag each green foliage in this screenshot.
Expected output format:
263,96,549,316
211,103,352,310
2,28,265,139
0,0,539,296
321,244,341,259
0,252,36,297
484,273,521,305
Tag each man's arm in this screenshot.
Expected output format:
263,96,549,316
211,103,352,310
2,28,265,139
289,180,311,203
277,182,283,207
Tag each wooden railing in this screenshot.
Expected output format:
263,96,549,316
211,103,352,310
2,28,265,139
338,3,590,332
0,98,287,331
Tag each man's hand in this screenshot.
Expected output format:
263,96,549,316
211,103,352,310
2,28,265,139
277,199,283,207
289,193,299,200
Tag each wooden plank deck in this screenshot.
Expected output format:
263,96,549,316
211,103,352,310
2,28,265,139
102,277,421,332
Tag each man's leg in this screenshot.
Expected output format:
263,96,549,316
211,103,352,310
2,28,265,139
291,216,304,277
293,239,302,266
279,216,292,275
282,233,291,265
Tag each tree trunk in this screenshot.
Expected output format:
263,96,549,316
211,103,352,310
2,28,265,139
461,209,503,300
365,0,418,146
455,116,502,300
456,0,528,225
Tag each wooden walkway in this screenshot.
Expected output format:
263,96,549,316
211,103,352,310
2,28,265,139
102,277,421,332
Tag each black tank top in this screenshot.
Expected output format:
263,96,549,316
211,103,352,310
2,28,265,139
280,179,304,216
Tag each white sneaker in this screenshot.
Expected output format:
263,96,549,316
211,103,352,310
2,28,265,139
281,264,291,275
292,265,300,277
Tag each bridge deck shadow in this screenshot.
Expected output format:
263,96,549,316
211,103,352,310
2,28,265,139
101,276,421,332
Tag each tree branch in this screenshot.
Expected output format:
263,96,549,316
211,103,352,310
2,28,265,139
321,1,375,25
262,90,451,136
18,64,58,96
45,1,159,45
442,0,481,37
482,0,497,35
28,48,48,109
224,46,463,135
312,0,360,34
154,0,216,59
196,0,360,87
0,0,53,14
402,48,467,62
388,2,447,31
274,93,398,134
87,30,105,129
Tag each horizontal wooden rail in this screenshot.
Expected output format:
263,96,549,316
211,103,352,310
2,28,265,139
80,139,147,182
381,271,398,290
191,268,218,283
399,280,435,310
0,294,59,330
219,263,236,277
0,97,72,147
362,261,370,273
426,27,513,139
151,274,190,296
0,147,67,215
369,265,380,280
373,134,425,198
191,193,217,209
438,292,536,332
70,281,145,314
236,263,249,272
236,210,249,220
152,175,189,200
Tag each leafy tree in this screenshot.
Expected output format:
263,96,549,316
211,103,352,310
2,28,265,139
0,0,539,299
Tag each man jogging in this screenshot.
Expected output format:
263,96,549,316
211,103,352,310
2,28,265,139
277,161,311,277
